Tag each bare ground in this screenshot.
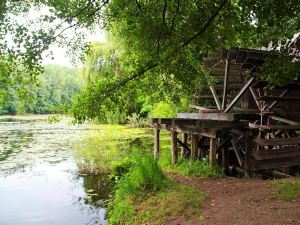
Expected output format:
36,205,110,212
167,175,300,225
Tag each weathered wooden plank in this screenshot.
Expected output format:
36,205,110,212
270,116,300,125
181,133,188,158
222,59,230,110
253,150,300,160
225,77,256,113
231,139,243,166
210,85,222,110
209,137,217,166
154,128,160,159
249,87,261,110
171,131,178,164
177,113,236,121
176,112,259,122
249,123,300,131
252,80,300,90
268,89,289,110
255,137,300,146
256,96,300,102
252,157,300,171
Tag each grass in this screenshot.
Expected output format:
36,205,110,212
108,153,206,225
116,185,206,225
74,125,222,224
108,154,172,224
270,178,300,201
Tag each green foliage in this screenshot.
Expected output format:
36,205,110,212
1,0,300,120
126,113,149,128
175,159,224,178
270,179,300,201
109,154,171,225
149,101,178,118
0,64,82,115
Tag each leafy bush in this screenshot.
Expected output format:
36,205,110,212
126,113,149,128
149,101,177,118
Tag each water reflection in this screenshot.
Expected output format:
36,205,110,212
0,119,111,225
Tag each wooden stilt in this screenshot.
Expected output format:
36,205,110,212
154,128,160,159
191,134,199,160
244,135,252,177
171,131,178,164
222,147,229,174
181,133,188,158
209,137,217,166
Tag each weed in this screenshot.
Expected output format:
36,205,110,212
270,178,300,201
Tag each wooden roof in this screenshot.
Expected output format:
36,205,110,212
203,47,274,80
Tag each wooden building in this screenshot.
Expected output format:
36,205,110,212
151,47,300,175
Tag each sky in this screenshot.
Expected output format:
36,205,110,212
42,29,106,67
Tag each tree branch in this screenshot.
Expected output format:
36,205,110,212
107,0,228,94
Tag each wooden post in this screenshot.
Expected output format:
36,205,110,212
244,135,252,177
154,128,160,159
171,131,178,164
222,147,229,175
181,133,188,158
191,134,199,160
209,137,217,166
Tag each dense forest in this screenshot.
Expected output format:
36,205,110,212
0,65,81,115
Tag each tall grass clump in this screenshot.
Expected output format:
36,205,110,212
109,154,171,225
175,159,223,178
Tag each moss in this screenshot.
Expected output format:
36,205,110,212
270,178,300,201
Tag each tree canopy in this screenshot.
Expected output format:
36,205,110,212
1,0,300,121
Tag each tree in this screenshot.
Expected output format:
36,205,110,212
1,0,300,121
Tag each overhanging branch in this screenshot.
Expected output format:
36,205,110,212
105,0,228,95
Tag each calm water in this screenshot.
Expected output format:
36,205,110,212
0,118,111,225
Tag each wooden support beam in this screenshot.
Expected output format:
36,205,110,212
270,115,300,125
171,131,178,164
244,135,252,176
181,133,188,158
209,137,217,166
225,77,256,113
154,128,160,159
221,146,229,174
222,59,230,109
231,138,243,166
268,89,289,111
191,134,199,160
249,87,261,110
210,85,222,110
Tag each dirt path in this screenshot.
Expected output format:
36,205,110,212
168,175,300,225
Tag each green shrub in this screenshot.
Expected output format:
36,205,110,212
126,113,149,128
109,154,171,224
110,157,134,181
149,101,177,118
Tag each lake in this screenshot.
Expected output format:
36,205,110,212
0,117,111,225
